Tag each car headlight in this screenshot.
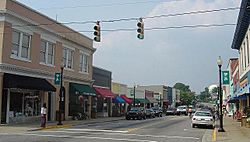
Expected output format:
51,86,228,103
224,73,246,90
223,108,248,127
193,118,196,120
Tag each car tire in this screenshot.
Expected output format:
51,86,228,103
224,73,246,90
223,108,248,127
192,124,195,128
126,117,130,120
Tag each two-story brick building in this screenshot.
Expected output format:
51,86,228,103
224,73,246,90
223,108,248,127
0,0,96,124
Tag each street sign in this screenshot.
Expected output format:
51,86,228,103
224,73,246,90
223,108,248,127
222,71,230,85
54,73,61,85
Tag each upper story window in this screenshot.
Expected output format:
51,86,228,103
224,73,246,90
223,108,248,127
40,40,55,65
62,47,74,69
79,52,89,73
11,30,31,60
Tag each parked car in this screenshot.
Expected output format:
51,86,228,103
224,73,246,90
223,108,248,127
191,110,214,128
176,105,188,115
146,108,155,118
126,107,146,120
152,107,163,117
166,107,177,115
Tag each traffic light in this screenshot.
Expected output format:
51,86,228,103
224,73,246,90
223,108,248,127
137,18,144,39
94,21,101,42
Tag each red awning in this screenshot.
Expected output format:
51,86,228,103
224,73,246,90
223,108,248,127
94,87,115,98
121,95,132,104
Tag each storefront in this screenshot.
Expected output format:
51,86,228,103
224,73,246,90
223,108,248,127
112,96,125,116
133,98,149,107
69,83,96,119
94,86,115,117
120,95,132,112
1,73,56,124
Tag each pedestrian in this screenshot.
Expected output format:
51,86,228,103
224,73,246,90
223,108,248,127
40,103,47,128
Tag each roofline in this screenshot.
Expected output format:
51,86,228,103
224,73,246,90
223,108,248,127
231,0,250,50
10,0,93,42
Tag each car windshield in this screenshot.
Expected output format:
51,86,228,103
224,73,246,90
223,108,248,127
195,112,212,117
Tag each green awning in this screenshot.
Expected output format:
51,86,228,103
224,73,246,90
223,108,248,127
133,98,150,104
70,83,96,96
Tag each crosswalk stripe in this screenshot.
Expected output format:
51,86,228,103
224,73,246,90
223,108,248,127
62,128,128,133
35,130,199,140
3,133,157,142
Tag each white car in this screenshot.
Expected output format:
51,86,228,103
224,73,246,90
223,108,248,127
191,111,214,128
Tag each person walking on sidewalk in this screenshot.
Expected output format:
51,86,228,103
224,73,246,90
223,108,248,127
40,103,47,128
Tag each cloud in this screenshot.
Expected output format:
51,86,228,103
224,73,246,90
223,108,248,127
94,0,240,93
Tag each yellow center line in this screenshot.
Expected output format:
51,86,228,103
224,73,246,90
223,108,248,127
212,127,217,141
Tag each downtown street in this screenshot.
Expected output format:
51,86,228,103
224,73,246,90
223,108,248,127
0,116,205,142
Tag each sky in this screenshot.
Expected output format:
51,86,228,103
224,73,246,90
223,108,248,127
17,0,241,93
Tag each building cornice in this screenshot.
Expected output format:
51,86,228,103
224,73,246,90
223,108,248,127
231,0,250,50
0,63,91,85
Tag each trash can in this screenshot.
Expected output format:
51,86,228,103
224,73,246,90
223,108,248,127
241,116,247,127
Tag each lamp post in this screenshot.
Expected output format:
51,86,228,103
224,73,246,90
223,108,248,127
133,85,136,107
57,63,64,125
217,56,225,132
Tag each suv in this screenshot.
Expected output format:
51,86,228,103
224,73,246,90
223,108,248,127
152,107,163,117
126,107,146,120
176,105,188,115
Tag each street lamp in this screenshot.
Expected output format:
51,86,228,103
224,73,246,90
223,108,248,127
217,56,225,132
133,85,136,107
57,63,64,125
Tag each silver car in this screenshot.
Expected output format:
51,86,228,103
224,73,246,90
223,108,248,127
191,111,214,128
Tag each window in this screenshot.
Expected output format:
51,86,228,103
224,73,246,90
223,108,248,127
11,30,31,60
62,47,74,69
40,40,55,65
79,53,89,73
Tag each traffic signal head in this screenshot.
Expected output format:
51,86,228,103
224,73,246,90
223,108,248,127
137,18,144,39
94,21,101,42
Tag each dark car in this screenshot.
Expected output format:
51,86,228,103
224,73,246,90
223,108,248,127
166,107,177,115
145,108,155,118
126,107,146,120
152,107,163,117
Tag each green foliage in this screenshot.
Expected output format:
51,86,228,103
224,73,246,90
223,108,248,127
211,87,218,94
174,82,195,106
173,83,191,93
199,87,212,103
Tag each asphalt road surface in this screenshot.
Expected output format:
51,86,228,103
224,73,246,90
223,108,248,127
0,116,209,142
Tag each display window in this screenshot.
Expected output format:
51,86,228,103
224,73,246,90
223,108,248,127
9,91,41,120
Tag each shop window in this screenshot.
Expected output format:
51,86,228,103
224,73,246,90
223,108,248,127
9,91,41,122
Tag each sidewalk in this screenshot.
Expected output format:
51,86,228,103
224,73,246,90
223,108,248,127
202,116,250,142
0,116,124,133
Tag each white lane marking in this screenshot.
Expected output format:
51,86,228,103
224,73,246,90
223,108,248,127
76,135,157,142
36,130,199,140
2,133,157,142
63,128,128,133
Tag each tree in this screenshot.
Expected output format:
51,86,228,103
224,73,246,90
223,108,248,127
199,87,212,102
211,87,218,94
174,83,191,93
174,82,195,106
